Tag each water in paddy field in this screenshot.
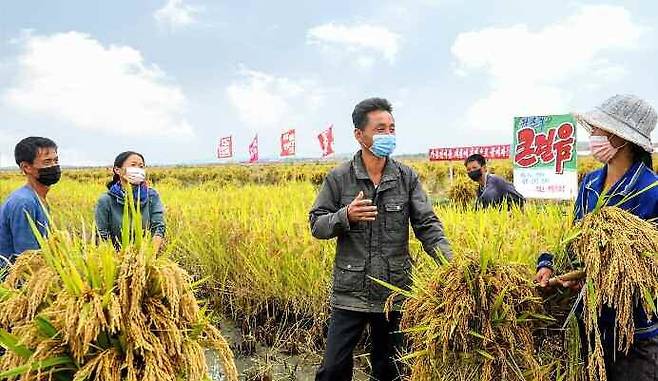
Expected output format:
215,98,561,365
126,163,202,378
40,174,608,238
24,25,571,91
206,349,226,381
204,317,370,380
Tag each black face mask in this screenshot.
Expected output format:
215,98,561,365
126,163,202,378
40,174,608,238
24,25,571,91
467,169,483,182
37,165,62,186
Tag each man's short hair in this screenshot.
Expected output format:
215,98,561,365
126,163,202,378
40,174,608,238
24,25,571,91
465,153,486,167
14,137,58,166
352,97,393,130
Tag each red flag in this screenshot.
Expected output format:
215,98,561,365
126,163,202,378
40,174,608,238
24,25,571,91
317,125,335,157
248,135,258,163
217,136,233,159
281,129,296,157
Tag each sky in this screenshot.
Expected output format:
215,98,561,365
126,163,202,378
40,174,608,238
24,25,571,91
1,0,658,167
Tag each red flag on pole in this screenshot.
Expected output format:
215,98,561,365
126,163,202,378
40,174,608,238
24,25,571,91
280,129,296,157
248,135,258,163
317,125,335,157
217,136,233,159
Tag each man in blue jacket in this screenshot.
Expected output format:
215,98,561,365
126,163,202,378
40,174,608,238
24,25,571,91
0,137,60,267
464,153,525,209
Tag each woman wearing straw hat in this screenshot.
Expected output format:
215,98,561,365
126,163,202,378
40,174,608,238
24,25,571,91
536,94,658,380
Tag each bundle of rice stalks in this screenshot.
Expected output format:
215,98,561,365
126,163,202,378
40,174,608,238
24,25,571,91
0,189,238,381
447,176,478,208
396,253,552,381
569,205,658,381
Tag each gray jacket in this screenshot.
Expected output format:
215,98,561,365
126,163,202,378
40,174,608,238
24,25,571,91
95,187,166,249
309,151,452,313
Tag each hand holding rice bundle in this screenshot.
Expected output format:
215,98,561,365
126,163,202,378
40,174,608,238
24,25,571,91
535,94,658,381
398,253,552,381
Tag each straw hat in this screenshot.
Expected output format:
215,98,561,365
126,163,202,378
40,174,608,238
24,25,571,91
575,94,656,152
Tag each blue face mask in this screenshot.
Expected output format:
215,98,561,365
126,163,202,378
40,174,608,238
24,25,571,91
368,134,396,158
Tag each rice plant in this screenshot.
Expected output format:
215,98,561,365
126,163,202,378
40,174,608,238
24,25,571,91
570,199,658,381
0,185,238,381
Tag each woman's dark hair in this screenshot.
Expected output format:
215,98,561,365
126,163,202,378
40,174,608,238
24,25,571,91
106,151,145,189
631,143,653,169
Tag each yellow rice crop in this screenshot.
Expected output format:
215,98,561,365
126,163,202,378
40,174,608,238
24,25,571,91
399,252,549,381
0,158,622,379
0,192,239,381
447,176,478,208
570,206,658,381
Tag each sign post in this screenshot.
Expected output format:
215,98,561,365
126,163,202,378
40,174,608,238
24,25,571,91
512,115,578,200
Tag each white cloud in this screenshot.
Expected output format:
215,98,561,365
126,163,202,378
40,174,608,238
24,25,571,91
0,131,21,168
307,23,401,64
57,147,105,167
4,31,192,137
154,0,200,30
452,5,647,132
226,68,325,130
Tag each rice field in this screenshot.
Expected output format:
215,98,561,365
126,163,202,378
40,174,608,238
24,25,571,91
0,157,653,380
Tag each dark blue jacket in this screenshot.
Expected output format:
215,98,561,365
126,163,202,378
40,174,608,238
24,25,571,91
539,161,658,340
476,174,525,210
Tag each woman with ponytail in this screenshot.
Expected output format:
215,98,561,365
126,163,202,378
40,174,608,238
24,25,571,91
95,151,166,252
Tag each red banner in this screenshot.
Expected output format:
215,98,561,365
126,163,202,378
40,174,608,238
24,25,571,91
248,135,258,163
281,129,296,157
217,136,233,159
429,145,511,161
317,125,335,157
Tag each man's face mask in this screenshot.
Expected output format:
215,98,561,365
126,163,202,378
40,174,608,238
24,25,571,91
36,165,62,186
363,134,396,158
467,167,483,182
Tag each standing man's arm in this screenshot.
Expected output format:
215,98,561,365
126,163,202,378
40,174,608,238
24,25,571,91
309,173,350,240
409,172,453,262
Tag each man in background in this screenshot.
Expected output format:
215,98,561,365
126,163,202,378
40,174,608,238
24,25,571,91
465,153,525,209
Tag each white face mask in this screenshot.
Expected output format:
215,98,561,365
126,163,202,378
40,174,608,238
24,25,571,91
125,167,146,185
